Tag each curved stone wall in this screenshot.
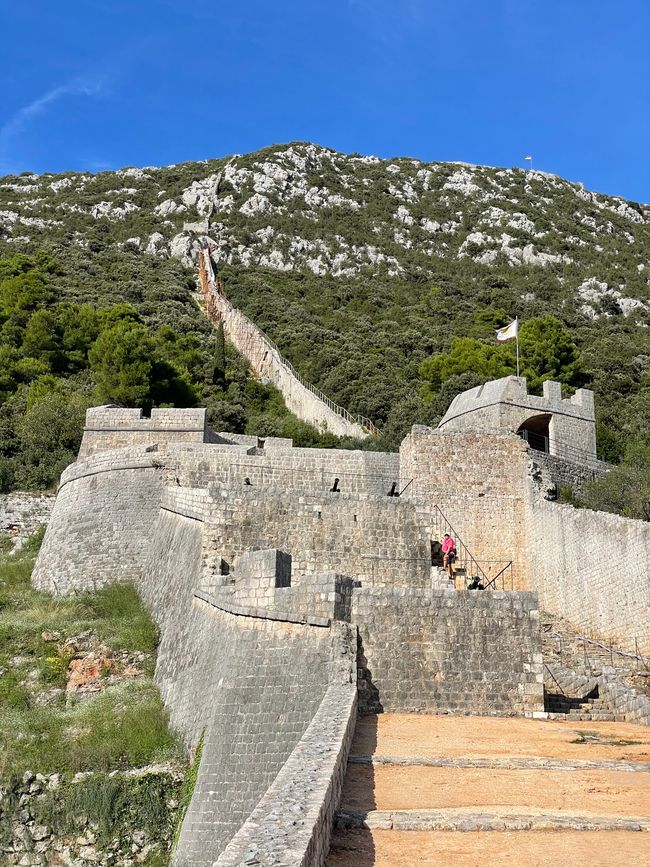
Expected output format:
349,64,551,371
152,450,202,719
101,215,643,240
32,448,173,594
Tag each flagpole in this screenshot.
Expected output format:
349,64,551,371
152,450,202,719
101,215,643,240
516,318,520,377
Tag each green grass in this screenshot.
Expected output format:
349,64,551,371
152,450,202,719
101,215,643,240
0,530,185,777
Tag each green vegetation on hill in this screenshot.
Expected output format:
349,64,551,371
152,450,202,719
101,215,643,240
0,143,648,511
0,253,341,492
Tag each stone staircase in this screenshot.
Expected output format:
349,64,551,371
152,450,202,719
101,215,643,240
544,692,624,722
327,713,650,867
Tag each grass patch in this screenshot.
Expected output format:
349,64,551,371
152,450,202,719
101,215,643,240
173,734,204,849
0,530,185,777
571,729,642,746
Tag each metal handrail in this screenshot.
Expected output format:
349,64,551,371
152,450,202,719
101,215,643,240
198,249,381,437
431,505,513,590
520,430,606,470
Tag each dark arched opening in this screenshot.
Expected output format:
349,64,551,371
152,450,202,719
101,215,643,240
517,413,552,452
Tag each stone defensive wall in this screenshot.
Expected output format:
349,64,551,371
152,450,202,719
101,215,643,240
525,493,650,656
199,249,374,439
30,404,650,862
139,496,356,866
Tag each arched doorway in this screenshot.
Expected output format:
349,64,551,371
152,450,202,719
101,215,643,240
517,413,552,452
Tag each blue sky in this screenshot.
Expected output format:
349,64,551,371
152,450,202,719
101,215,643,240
1,1,648,202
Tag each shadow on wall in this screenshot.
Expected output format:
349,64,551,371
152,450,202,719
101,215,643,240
357,634,383,715
326,714,378,867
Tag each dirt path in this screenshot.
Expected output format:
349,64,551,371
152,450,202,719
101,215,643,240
327,829,650,866
351,714,650,763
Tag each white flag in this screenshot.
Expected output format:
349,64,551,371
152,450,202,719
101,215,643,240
495,319,518,342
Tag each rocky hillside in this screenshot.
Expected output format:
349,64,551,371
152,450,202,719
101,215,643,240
1,142,648,311
0,142,648,458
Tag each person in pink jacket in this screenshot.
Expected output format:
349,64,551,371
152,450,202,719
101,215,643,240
442,533,457,582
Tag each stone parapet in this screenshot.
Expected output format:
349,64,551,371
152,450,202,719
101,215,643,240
216,625,357,867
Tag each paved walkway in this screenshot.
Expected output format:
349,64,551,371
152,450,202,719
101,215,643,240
326,714,650,866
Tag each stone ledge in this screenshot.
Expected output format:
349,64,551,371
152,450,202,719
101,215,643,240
348,754,650,773
194,589,332,628
336,808,650,833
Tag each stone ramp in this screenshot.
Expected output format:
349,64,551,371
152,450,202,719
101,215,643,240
326,714,650,866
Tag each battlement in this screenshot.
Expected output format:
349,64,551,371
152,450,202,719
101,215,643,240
79,405,222,457
438,376,597,464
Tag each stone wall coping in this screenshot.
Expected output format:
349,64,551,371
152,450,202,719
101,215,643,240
216,625,357,867
194,589,332,628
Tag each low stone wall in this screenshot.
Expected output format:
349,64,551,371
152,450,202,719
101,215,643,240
353,586,544,716
528,449,609,494
216,626,357,867
0,492,54,550
525,493,650,655
1,767,182,866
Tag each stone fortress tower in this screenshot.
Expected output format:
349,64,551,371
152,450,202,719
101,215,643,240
31,380,649,866
439,376,597,464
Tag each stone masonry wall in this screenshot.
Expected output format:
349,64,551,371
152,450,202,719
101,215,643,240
216,631,357,867
32,449,173,594
203,487,431,587
353,586,544,716
167,597,334,866
400,427,530,587
139,503,342,865
174,444,400,496
525,492,650,655
528,450,609,495
79,407,217,458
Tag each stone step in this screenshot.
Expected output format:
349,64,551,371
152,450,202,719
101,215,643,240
347,754,650,772
335,808,650,833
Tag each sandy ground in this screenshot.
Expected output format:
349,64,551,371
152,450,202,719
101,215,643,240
352,714,650,763
328,715,650,866
326,829,650,867
341,764,649,816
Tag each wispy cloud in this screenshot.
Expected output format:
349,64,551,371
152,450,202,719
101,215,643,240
0,75,106,170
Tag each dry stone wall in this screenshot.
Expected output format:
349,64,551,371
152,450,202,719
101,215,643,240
353,586,544,716
0,492,54,550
